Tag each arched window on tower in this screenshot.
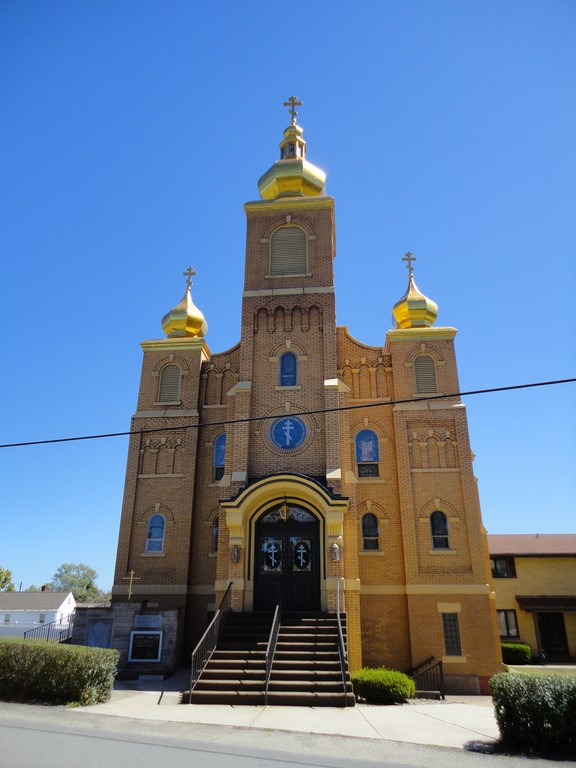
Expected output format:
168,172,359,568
157,363,181,403
355,429,380,478
430,510,449,550
270,226,307,276
414,355,437,394
213,433,226,481
146,514,165,553
279,352,298,387
361,513,380,550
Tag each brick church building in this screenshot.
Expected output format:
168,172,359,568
111,100,502,693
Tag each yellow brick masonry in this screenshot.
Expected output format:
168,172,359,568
112,187,502,688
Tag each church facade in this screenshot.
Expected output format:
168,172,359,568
112,101,502,693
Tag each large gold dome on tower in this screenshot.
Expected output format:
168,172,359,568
257,96,326,200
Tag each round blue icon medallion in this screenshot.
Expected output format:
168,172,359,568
270,416,307,450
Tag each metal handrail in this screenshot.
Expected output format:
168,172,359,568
189,581,233,703
264,604,281,706
410,657,445,699
336,579,349,706
23,614,75,643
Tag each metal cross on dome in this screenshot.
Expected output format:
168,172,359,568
402,252,416,276
183,265,197,289
283,95,302,125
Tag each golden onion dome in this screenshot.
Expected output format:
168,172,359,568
392,255,438,329
258,97,326,200
161,267,208,339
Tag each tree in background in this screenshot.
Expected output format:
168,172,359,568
51,563,109,603
0,567,15,591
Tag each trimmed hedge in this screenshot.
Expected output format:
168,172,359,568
0,637,119,705
490,672,576,757
501,641,532,665
352,667,415,704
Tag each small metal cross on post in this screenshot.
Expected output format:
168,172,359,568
122,570,141,600
402,252,416,276
183,265,197,289
283,95,302,126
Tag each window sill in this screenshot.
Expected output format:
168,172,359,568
356,477,386,484
429,549,456,555
275,385,301,391
359,550,384,556
141,552,166,558
153,401,182,406
265,273,312,279
442,655,467,664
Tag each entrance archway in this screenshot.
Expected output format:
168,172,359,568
254,504,320,612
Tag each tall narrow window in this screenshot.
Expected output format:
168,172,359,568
442,613,462,656
414,355,437,394
355,429,380,477
213,433,226,481
362,513,379,550
497,609,519,638
158,364,181,402
430,511,449,549
270,226,307,276
212,515,219,553
279,352,297,387
146,514,165,552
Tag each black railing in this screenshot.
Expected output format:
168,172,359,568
336,579,350,706
189,581,233,702
23,614,75,643
264,604,281,705
410,656,445,699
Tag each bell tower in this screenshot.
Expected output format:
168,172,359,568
226,98,342,497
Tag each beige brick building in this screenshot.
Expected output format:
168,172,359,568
112,104,502,693
488,534,576,661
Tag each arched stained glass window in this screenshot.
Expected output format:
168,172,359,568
362,513,379,550
213,433,226,481
355,429,380,478
146,514,165,552
430,510,449,549
279,352,297,387
158,363,181,402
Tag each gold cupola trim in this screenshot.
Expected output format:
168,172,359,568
392,252,439,329
257,96,326,200
161,266,208,339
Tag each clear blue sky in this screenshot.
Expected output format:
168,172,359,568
1,1,574,592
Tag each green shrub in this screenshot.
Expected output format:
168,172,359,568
500,641,532,665
490,672,576,756
352,667,415,704
0,638,119,705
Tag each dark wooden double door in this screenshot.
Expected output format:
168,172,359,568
254,510,320,612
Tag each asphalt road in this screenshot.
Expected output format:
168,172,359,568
0,702,571,768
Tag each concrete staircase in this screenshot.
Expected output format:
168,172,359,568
188,611,355,706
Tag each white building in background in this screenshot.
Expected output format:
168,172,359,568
0,591,76,638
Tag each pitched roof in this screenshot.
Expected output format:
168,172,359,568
0,591,75,611
488,534,576,556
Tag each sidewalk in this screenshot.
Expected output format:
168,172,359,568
75,670,500,751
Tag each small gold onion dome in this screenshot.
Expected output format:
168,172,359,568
258,123,326,200
161,268,208,338
393,273,439,329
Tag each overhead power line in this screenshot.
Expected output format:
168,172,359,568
1,377,574,450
